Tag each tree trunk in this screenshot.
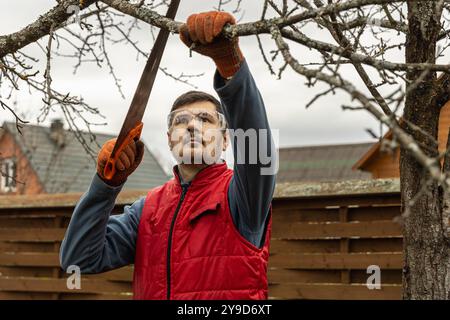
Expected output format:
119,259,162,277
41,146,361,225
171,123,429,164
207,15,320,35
401,0,450,299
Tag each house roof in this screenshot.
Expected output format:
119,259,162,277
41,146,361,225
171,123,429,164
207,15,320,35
352,130,393,170
352,117,406,171
1,121,169,193
277,142,374,183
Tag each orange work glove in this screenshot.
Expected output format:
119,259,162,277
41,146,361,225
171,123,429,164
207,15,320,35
179,11,244,79
97,138,145,187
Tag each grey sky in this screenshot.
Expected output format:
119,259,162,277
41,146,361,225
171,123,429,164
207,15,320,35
1,0,385,172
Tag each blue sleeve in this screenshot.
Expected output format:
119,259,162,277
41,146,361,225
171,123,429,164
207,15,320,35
59,174,144,274
214,60,277,248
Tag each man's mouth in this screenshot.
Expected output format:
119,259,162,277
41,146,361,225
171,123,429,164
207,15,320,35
185,138,203,146
190,140,202,146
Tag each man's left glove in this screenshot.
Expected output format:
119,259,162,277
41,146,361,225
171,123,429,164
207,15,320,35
179,11,244,79
96,138,145,187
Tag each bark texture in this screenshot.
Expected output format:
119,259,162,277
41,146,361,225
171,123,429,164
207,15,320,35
401,0,450,299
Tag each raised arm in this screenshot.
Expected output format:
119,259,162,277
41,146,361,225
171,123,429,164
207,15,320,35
214,61,276,248
179,11,277,248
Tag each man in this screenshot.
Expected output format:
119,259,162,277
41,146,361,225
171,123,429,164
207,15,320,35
60,11,276,300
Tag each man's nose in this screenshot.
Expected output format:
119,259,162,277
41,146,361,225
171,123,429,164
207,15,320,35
187,117,201,132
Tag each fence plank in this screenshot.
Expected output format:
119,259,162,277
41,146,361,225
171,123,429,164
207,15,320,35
272,220,402,239
348,206,400,221
350,238,403,253
268,283,402,300
0,277,131,294
274,194,399,210
269,252,402,269
0,291,56,300
0,228,65,242
268,269,341,284
0,266,55,278
270,238,403,254
84,267,134,282
270,239,340,254
0,217,56,228
0,242,56,252
351,270,401,284
0,252,59,267
273,208,340,223
268,269,402,285
59,293,132,300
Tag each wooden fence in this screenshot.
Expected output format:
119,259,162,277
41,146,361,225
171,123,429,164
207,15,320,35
0,179,403,300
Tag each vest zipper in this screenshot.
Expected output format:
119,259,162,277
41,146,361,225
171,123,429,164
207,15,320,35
166,183,189,300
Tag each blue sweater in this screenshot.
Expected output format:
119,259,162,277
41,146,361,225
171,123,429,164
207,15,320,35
60,61,276,273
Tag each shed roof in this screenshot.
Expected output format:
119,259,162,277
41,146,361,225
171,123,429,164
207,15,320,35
277,142,374,183
0,178,401,209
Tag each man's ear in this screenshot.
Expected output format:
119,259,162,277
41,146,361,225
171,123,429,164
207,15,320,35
167,131,173,150
222,129,229,151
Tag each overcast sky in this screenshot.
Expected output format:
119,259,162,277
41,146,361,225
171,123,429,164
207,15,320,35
0,0,388,172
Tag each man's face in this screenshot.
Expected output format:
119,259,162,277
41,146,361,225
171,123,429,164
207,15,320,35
167,101,228,165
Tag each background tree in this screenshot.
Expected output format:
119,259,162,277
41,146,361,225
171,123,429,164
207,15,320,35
1,0,449,299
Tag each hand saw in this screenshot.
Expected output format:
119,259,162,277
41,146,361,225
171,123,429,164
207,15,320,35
103,0,181,180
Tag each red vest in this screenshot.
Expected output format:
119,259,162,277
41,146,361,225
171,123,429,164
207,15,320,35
132,162,271,300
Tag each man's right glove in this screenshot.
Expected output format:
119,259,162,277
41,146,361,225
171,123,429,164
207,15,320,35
97,138,145,187
179,11,244,79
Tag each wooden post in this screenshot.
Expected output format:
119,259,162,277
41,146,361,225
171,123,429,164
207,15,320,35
339,206,350,284
51,215,63,300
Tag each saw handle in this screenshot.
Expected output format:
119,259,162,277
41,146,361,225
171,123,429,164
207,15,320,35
103,122,144,181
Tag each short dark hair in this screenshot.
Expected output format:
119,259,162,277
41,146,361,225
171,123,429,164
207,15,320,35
170,90,223,114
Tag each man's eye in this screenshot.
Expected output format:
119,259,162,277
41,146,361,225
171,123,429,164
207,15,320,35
199,113,214,123
174,115,189,124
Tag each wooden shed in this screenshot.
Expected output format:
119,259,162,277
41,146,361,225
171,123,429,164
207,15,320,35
352,101,450,178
